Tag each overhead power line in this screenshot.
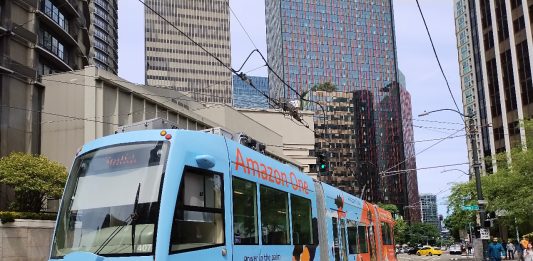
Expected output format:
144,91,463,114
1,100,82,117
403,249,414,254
415,0,462,117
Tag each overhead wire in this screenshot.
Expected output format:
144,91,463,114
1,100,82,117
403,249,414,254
378,127,466,176
415,0,463,117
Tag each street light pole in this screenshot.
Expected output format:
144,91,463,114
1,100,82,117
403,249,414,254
419,108,487,260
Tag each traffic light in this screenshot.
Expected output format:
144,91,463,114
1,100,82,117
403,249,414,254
317,152,328,175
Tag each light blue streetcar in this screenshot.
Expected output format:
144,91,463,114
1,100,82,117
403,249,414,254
49,128,396,261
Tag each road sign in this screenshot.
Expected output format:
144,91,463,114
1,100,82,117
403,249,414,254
462,205,480,211
480,228,490,239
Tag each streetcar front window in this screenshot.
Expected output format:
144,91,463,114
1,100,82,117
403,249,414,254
51,141,169,258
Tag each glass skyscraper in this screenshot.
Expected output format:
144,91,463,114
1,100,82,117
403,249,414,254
266,0,413,212
266,0,397,99
232,75,270,109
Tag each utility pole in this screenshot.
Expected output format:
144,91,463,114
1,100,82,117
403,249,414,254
419,108,488,260
469,115,488,260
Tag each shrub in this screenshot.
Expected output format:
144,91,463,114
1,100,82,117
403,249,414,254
0,152,67,212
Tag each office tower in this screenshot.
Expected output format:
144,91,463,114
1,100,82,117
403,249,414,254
265,0,409,210
144,0,232,104
232,75,269,109
420,194,440,230
454,0,533,173
91,0,119,73
400,79,422,223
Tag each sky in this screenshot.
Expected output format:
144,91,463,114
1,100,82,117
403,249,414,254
117,0,470,218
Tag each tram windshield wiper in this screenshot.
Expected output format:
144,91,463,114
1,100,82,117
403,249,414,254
131,183,141,253
94,183,141,255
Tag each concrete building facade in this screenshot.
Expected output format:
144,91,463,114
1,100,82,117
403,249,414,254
454,0,533,173
144,0,232,104
420,194,439,230
0,0,91,159
40,67,305,171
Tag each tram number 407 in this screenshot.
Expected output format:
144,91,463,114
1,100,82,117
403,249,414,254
136,244,152,252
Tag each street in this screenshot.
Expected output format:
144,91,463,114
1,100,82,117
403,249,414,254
397,253,475,261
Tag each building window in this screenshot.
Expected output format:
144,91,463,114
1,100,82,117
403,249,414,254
169,168,225,253
260,185,289,245
484,30,494,50
510,0,521,9
38,30,66,61
495,0,509,42
94,50,108,63
513,16,525,33
480,0,492,29
42,0,68,31
516,41,533,105
487,59,502,117
94,27,108,41
501,50,518,111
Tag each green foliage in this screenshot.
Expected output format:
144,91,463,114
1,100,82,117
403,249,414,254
444,180,477,241
377,203,399,216
394,218,408,244
0,211,57,223
407,223,440,245
0,152,67,212
311,82,337,92
445,120,533,238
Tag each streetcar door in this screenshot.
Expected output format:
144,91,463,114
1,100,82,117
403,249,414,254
332,217,349,261
167,167,231,260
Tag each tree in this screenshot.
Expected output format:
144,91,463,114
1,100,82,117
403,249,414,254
311,82,337,92
407,223,440,245
0,152,67,212
394,218,408,244
445,120,533,237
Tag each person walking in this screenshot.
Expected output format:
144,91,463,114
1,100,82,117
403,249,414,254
522,237,531,251
508,240,516,260
489,237,506,261
504,240,509,260
524,244,533,261
517,240,526,261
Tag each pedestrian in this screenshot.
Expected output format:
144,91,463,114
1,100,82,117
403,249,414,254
489,237,505,261
522,236,531,251
467,242,473,255
524,243,533,261
504,240,509,259
517,240,525,261
508,239,516,260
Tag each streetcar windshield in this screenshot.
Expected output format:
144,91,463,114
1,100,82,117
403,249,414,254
51,141,169,257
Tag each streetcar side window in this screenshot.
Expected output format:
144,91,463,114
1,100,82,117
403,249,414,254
169,168,225,253
260,185,290,245
290,194,313,245
358,225,369,253
347,220,357,254
232,177,258,245
381,222,393,245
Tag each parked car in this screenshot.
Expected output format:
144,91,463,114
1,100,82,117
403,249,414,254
407,246,421,255
449,244,462,255
416,246,443,256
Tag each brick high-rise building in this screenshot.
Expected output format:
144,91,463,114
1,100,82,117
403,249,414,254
144,0,232,104
454,0,533,173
